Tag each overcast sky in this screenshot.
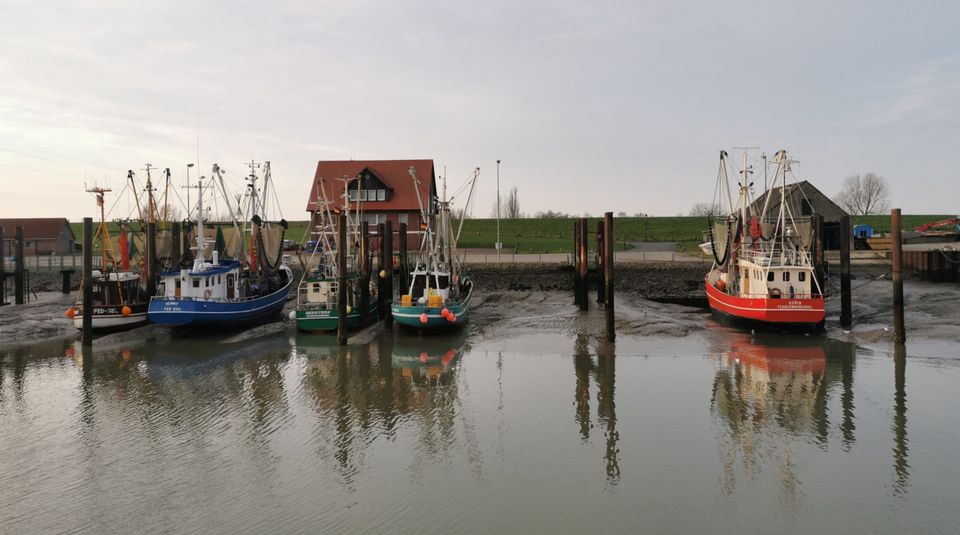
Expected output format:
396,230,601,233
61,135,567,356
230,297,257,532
1,0,958,222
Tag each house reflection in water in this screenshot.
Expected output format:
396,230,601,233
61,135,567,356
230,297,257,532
298,332,472,485
710,332,859,503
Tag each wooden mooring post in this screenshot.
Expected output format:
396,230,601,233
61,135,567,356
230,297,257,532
573,220,581,306
384,219,394,327
891,208,905,344
0,227,5,305
146,222,157,297
839,215,852,327
596,220,605,304
377,223,387,320
81,218,93,345
14,226,25,305
360,221,371,327
171,222,181,268
337,213,348,345
398,222,408,296
603,212,615,342
578,218,588,311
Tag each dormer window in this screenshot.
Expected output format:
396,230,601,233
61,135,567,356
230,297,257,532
347,169,391,203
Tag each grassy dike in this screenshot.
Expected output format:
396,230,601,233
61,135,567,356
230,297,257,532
70,214,953,255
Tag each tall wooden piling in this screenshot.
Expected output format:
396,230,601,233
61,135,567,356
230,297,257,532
0,227,5,305
146,221,157,297
14,226,25,305
596,220,605,304
839,215,852,327
359,221,370,327
377,223,386,320
891,208,906,344
171,222,181,268
384,219,394,327
603,212,615,342
398,222,408,295
578,218,588,311
573,220,581,306
337,213,348,345
81,218,93,345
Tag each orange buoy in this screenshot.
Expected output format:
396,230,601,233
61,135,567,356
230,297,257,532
419,313,429,324
419,351,429,363
447,312,456,322
65,307,76,318
121,305,132,317
441,308,450,318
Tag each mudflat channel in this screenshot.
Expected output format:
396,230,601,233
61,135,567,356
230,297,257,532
1,283,959,534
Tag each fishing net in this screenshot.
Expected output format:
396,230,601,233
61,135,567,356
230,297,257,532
708,215,737,266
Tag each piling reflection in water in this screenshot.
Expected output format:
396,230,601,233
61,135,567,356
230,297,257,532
299,331,471,485
572,333,620,484
710,331,860,502
893,344,909,498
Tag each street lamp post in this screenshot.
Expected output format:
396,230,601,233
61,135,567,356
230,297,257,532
496,159,501,262
186,163,195,218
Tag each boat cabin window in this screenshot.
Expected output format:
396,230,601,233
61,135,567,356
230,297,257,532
783,272,790,282
193,279,200,288
205,277,209,287
799,272,806,282
175,279,181,289
767,271,774,281
312,283,321,293
412,274,427,299
227,274,235,299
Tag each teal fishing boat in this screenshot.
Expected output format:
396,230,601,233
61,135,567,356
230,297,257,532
295,174,378,332
392,166,478,331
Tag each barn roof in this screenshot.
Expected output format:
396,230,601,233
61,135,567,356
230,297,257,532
749,180,849,222
0,218,75,240
306,160,435,213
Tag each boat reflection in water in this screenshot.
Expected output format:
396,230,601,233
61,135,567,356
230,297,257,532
710,329,867,503
298,331,472,484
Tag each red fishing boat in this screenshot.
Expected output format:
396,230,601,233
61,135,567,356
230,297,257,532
704,149,825,331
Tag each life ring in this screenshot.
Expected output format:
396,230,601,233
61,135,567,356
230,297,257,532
204,289,213,299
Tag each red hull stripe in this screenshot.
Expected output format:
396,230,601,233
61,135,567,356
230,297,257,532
705,279,825,324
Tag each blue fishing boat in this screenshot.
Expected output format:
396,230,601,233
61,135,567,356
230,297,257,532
392,166,479,331
149,162,293,327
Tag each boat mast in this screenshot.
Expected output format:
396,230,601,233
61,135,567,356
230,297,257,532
739,150,751,258
195,174,206,266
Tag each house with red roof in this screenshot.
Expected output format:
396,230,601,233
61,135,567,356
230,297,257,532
305,159,437,248
0,218,76,256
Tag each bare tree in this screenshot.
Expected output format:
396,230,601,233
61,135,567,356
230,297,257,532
503,187,521,218
534,209,570,218
688,202,718,217
835,173,891,215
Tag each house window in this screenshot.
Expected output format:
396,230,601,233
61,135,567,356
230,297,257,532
349,190,358,201
378,189,386,201
359,190,367,201
366,214,380,225
399,213,409,225
783,272,790,282
799,272,806,282
368,189,377,200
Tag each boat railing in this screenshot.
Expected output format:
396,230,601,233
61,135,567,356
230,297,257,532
736,292,823,300
739,247,813,267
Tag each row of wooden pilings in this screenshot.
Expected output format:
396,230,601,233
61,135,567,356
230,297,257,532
336,217,409,345
572,212,615,341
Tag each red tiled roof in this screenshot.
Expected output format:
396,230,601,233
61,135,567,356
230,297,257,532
0,218,74,240
306,160,435,213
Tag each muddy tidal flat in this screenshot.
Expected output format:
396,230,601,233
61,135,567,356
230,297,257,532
2,281,960,534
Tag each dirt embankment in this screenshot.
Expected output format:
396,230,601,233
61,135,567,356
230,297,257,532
468,262,710,299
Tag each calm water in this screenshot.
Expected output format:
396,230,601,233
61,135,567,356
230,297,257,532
1,324,959,534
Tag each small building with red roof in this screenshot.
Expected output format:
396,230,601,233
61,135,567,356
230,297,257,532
306,159,437,248
0,218,76,256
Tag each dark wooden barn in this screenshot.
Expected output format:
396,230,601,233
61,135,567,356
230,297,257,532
749,181,849,249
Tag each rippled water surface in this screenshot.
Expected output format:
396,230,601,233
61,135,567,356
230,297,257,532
2,326,959,534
